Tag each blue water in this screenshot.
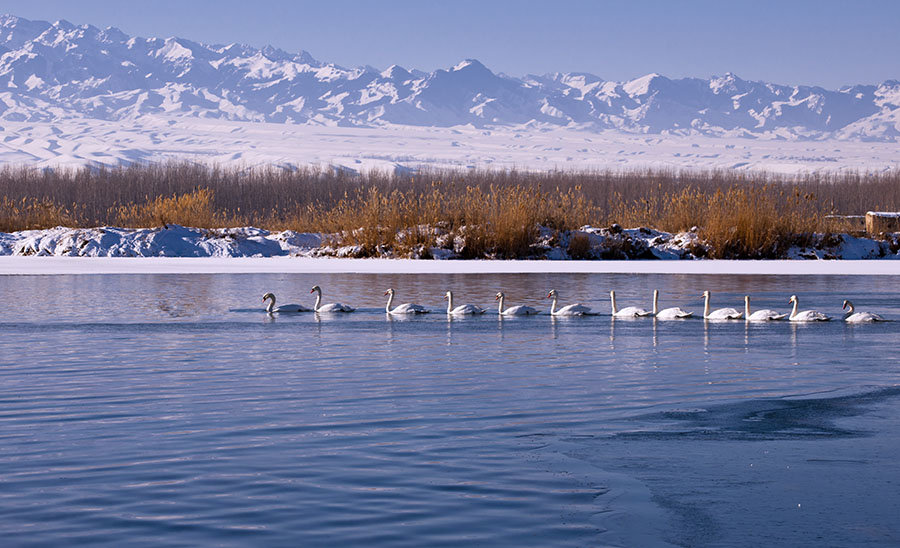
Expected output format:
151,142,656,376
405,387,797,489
1,273,899,547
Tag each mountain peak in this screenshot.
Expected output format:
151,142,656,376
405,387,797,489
623,73,663,96
452,58,487,72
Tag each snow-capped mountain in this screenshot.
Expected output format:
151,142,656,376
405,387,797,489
0,14,898,141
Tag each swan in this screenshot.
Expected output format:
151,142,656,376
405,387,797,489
384,288,429,315
652,289,692,319
495,292,538,316
262,292,312,313
309,285,355,313
842,300,885,322
610,290,652,318
744,295,786,321
702,290,743,320
444,290,485,315
788,295,829,322
546,289,591,316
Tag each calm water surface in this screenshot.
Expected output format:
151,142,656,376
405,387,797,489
1,272,899,547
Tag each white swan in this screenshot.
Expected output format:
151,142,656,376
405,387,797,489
547,289,591,316
788,295,829,322
310,285,355,313
842,300,885,322
444,290,485,315
262,292,311,313
702,290,743,320
652,289,692,319
384,288,429,315
610,290,651,318
744,295,786,321
496,292,538,316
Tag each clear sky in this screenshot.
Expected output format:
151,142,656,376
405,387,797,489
1,0,896,88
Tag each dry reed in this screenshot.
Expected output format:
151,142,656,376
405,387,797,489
2,163,899,258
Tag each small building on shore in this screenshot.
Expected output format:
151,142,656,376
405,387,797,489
866,212,900,234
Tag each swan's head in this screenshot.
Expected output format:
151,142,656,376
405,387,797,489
262,292,275,302
444,291,452,300
310,285,321,294
384,288,394,296
495,292,505,300
744,295,750,303
653,289,659,298
546,289,558,299
609,290,616,297
842,299,852,310
702,290,710,298
789,295,797,303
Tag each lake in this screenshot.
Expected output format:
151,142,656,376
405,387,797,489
1,272,899,546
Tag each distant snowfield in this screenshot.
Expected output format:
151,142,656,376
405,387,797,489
2,117,899,174
2,257,900,276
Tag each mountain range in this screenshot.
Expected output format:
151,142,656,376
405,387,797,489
0,14,898,142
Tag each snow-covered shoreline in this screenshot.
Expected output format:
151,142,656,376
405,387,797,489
2,256,900,275
2,224,900,275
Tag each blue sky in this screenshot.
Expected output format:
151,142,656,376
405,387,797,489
1,0,896,87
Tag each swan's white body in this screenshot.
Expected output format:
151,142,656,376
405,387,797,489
744,295,786,321
547,289,591,316
610,290,652,318
788,295,828,322
495,292,538,316
444,291,485,315
652,289,692,319
310,285,355,313
384,288,429,315
702,291,743,320
262,293,311,313
842,300,884,322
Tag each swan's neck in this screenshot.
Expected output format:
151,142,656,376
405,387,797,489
610,292,618,314
550,295,558,315
704,294,711,318
386,292,394,313
265,296,274,313
314,289,322,311
843,301,854,319
652,291,658,315
446,292,453,314
497,295,505,314
745,298,751,318
790,299,799,319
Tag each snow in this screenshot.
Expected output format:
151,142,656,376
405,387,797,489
0,225,323,258
0,116,897,174
1,257,899,276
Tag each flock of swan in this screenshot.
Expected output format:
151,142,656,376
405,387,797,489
262,286,886,323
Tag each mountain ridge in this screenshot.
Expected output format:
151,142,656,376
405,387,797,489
0,14,898,141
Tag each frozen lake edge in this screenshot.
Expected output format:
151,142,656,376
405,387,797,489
2,257,900,275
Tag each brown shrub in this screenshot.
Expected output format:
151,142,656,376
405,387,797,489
567,233,593,259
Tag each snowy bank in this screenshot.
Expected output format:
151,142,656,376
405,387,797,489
1,224,900,264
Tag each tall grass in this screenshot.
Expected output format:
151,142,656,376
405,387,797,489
1,163,899,258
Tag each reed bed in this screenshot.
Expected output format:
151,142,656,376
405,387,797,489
1,163,898,258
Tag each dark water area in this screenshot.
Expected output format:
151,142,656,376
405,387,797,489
1,273,898,546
